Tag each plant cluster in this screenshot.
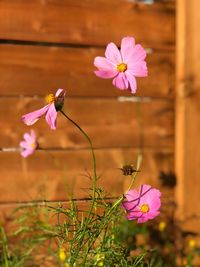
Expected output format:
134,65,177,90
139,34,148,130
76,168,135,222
2,36,192,267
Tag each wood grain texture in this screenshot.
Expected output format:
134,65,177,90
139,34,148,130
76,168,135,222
0,148,173,202
0,0,175,49
0,44,175,98
0,0,175,216
0,97,174,149
176,0,200,232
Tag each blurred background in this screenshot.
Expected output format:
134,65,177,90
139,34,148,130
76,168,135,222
1,0,198,239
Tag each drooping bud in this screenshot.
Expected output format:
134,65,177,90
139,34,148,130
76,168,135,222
55,90,65,111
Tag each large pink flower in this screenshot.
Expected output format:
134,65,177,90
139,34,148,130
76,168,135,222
19,130,38,158
94,36,147,93
21,89,66,130
122,184,161,223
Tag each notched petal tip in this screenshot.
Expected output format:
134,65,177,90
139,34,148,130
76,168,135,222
21,105,49,126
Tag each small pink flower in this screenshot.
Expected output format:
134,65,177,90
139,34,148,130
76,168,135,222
21,89,66,130
94,36,147,93
122,184,161,223
20,130,38,158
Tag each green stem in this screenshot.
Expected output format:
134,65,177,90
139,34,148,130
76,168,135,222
83,153,143,258
125,153,143,194
60,110,97,185
60,110,97,263
109,153,143,215
60,110,142,264
0,226,9,267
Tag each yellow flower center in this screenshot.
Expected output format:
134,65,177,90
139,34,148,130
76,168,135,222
30,142,36,149
140,204,149,213
117,63,127,72
45,93,55,104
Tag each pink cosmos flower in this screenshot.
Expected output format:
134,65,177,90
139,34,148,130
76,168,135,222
21,89,66,130
19,130,38,158
94,36,147,93
122,184,161,223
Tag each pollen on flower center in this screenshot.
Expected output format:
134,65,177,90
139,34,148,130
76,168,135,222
45,93,55,104
117,63,127,72
140,204,149,213
30,142,36,149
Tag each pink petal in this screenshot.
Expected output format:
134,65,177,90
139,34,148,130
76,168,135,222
125,189,139,202
128,61,148,77
140,187,161,204
30,130,36,140
140,184,152,193
139,184,154,202
112,73,129,90
147,210,160,219
105,42,122,64
125,72,137,93
127,211,142,220
94,56,115,71
20,148,34,158
148,196,161,211
45,103,57,130
23,133,32,143
20,141,30,149
121,37,135,63
22,105,49,126
122,201,134,211
94,70,118,79
137,216,149,223
55,88,65,97
131,44,147,62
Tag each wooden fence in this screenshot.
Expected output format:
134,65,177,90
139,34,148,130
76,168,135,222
0,0,175,222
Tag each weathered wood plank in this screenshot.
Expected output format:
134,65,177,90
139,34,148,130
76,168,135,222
0,44,175,98
0,0,175,49
176,0,200,232
0,148,173,202
0,98,174,149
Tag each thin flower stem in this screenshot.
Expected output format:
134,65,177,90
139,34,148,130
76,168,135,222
83,154,143,261
108,153,143,215
60,110,142,264
60,109,97,263
125,153,143,194
60,110,97,184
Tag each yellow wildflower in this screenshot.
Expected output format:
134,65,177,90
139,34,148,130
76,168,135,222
59,247,66,262
97,261,104,267
188,239,196,249
95,253,105,266
158,221,166,232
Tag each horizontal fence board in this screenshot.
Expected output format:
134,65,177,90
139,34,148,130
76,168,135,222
0,98,174,149
0,44,175,98
0,0,175,49
0,148,174,202
0,193,175,225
